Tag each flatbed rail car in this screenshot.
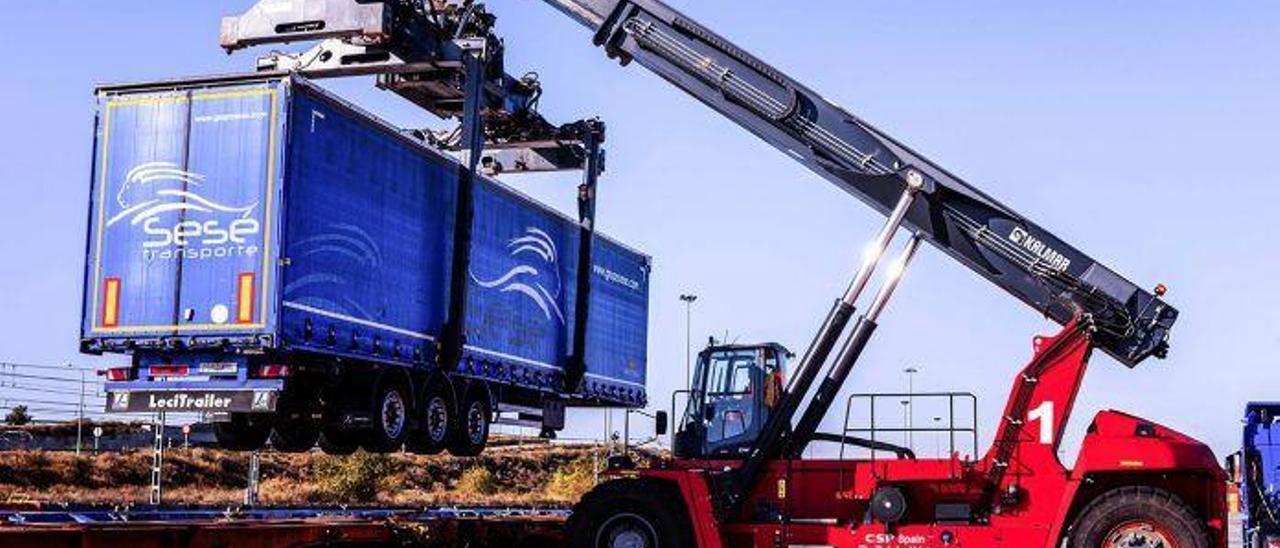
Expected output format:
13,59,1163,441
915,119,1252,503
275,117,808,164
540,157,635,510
0,505,569,548
81,74,650,455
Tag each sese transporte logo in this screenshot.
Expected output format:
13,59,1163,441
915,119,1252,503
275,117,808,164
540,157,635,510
107,161,262,262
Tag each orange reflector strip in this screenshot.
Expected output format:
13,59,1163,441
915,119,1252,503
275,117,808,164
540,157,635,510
102,278,121,327
236,273,255,324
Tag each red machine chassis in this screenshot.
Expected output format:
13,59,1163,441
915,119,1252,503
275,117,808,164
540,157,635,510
610,324,1226,548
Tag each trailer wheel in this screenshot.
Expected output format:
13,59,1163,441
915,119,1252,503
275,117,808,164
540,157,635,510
318,425,359,455
361,379,411,453
407,379,453,455
567,480,693,548
268,419,319,453
448,391,490,457
213,414,272,451
1066,486,1209,548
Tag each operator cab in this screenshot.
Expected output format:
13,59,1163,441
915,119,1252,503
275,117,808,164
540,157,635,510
674,343,789,459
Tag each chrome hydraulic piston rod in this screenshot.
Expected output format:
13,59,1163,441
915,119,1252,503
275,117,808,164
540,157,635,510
719,172,924,513
788,235,923,458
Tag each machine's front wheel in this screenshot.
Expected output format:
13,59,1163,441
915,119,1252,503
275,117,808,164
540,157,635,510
1066,486,1209,548
566,480,693,548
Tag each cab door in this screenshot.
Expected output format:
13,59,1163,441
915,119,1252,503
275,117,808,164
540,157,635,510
678,347,773,458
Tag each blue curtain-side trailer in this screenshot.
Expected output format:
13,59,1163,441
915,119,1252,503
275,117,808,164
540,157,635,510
81,74,650,455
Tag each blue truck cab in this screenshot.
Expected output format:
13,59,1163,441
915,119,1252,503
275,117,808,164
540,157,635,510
82,75,650,455
1233,402,1280,548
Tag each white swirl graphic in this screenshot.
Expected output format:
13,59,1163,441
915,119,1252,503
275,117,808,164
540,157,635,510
107,162,259,227
470,227,564,323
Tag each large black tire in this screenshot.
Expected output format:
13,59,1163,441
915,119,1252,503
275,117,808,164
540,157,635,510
566,480,694,548
1066,486,1209,548
268,419,320,453
361,379,411,453
213,414,272,451
318,425,359,456
406,379,453,455
447,391,490,457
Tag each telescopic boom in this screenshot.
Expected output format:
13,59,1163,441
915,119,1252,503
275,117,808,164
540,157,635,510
539,0,1177,367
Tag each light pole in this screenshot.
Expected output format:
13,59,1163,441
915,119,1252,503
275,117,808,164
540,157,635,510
72,363,84,457
899,400,910,446
933,416,942,458
903,366,918,448
679,294,698,391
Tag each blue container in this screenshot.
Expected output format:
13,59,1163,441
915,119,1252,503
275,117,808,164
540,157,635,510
82,75,649,408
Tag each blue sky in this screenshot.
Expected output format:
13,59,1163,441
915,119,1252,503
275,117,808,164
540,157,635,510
0,1,1276,457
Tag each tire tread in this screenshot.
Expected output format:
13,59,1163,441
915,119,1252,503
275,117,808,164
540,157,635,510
1066,485,1209,548
566,479,694,548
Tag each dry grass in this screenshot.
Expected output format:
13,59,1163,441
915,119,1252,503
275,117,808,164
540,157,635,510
456,466,497,496
0,443,608,507
544,457,598,501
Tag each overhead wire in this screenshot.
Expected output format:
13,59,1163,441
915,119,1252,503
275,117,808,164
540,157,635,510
0,362,100,374
0,372,103,385
2,385,106,398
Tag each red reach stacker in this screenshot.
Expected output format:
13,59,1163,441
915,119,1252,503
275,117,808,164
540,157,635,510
218,1,1224,546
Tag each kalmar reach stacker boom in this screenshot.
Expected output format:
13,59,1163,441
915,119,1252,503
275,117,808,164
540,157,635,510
220,2,1225,547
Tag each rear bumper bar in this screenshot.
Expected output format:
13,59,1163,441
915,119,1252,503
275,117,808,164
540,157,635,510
105,379,283,413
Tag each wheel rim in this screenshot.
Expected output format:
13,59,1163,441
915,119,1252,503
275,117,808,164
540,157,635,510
381,389,407,440
427,397,449,442
466,401,487,445
596,513,657,548
1102,520,1175,548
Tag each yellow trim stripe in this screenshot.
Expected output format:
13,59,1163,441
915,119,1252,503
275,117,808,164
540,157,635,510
89,103,113,331
95,323,265,334
101,88,276,107
259,89,279,328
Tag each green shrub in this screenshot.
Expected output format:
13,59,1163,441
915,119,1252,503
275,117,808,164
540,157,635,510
313,451,391,503
4,405,32,426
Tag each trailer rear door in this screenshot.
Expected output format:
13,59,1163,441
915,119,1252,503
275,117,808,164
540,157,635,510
84,81,284,342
